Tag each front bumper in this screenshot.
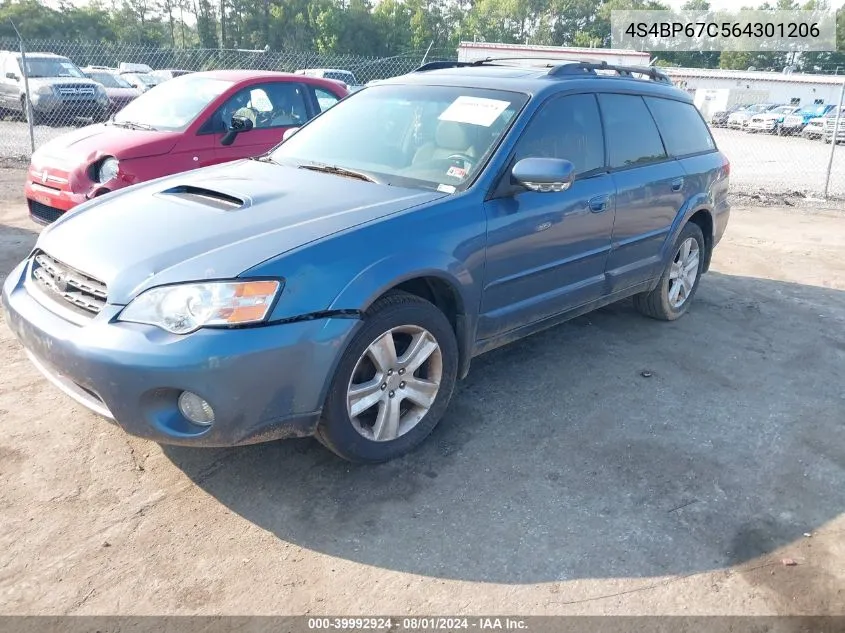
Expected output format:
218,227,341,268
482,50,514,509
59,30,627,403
2,258,360,447
747,120,778,131
24,161,120,223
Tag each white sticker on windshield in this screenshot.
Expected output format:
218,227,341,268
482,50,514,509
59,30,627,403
437,184,456,193
438,96,510,127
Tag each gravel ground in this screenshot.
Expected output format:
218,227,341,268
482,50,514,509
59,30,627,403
0,120,843,196
0,167,844,615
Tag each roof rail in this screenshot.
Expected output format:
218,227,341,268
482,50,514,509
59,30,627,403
413,57,564,73
548,61,673,84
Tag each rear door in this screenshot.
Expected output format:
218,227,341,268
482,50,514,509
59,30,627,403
478,93,616,340
598,92,687,293
202,81,313,165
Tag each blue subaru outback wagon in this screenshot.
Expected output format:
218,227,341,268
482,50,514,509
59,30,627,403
2,59,731,462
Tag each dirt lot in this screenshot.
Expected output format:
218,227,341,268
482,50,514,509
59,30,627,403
0,167,843,616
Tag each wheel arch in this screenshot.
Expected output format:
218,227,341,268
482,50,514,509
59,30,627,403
328,254,479,381
663,197,715,274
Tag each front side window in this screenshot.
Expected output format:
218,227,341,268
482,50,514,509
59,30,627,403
21,57,85,79
210,82,309,131
271,84,528,191
112,75,233,131
645,97,715,158
512,93,605,176
598,94,667,169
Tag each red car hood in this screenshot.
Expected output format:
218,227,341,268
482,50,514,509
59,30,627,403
32,123,181,165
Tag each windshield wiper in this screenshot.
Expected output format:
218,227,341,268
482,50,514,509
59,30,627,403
111,120,157,131
298,162,378,183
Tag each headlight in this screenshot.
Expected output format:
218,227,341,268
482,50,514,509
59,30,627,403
35,85,54,96
96,87,109,105
118,280,282,334
97,157,119,183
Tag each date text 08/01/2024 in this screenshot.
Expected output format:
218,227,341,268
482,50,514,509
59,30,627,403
307,617,529,630
624,21,821,39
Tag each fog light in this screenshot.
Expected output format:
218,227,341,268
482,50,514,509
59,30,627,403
178,391,215,426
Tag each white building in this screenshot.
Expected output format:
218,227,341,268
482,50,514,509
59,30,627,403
456,42,652,67
661,67,845,108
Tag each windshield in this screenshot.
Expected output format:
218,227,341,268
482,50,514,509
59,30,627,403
125,73,160,86
113,75,233,131
800,105,828,116
19,57,85,78
772,106,796,114
86,72,133,89
271,84,527,191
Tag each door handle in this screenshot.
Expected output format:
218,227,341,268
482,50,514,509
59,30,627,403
588,194,610,213
671,177,684,192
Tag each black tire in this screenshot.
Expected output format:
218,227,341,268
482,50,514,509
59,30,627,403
315,291,458,463
21,98,43,126
633,222,706,322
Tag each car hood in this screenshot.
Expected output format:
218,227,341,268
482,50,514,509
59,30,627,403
29,76,101,88
36,159,447,304
31,123,181,166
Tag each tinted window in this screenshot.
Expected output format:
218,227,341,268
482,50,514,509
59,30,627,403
513,94,604,176
645,97,716,157
598,94,666,169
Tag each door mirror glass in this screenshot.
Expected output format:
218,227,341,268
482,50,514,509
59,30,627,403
282,126,299,142
511,157,575,193
6,72,18,80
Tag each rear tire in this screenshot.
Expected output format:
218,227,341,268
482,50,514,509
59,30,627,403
315,291,458,463
633,222,706,322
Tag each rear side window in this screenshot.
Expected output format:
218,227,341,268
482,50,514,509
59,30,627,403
645,97,716,157
597,94,667,169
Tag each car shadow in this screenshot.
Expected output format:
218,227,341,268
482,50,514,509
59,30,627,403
162,271,845,585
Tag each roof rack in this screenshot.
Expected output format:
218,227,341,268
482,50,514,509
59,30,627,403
548,61,672,84
412,57,673,85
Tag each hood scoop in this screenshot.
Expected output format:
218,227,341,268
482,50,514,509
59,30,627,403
158,185,247,211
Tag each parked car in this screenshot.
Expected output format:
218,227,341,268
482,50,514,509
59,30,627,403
83,68,142,114
119,71,163,93
150,69,193,82
24,70,348,224
779,104,836,136
727,103,778,129
4,60,730,463
0,51,110,125
746,105,798,133
295,68,363,92
822,108,845,144
801,115,828,139
710,105,748,127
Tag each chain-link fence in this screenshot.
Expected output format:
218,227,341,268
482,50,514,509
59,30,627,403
1,39,844,199
662,67,845,199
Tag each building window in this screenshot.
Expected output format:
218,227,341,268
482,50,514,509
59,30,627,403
790,97,801,105
814,98,824,105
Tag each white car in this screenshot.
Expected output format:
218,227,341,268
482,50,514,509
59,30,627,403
802,116,828,139
727,103,777,129
746,105,799,133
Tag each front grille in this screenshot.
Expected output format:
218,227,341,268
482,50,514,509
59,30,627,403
28,199,64,225
57,85,95,97
30,251,107,316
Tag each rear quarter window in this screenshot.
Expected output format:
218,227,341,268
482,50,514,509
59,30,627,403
645,97,716,157
597,93,667,169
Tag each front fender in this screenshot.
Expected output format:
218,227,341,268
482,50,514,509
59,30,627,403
329,251,480,380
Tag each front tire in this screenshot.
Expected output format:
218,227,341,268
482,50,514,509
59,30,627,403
633,222,706,322
316,291,458,463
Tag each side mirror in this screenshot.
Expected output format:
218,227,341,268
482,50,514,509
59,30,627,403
511,157,575,193
220,114,253,146
282,127,299,142
6,72,19,81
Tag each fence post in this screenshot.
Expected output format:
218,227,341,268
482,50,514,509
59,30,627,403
7,20,35,156
823,79,845,199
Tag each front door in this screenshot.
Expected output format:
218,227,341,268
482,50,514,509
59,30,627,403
477,93,616,341
204,82,313,165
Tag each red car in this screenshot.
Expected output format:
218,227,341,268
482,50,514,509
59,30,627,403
25,70,348,225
